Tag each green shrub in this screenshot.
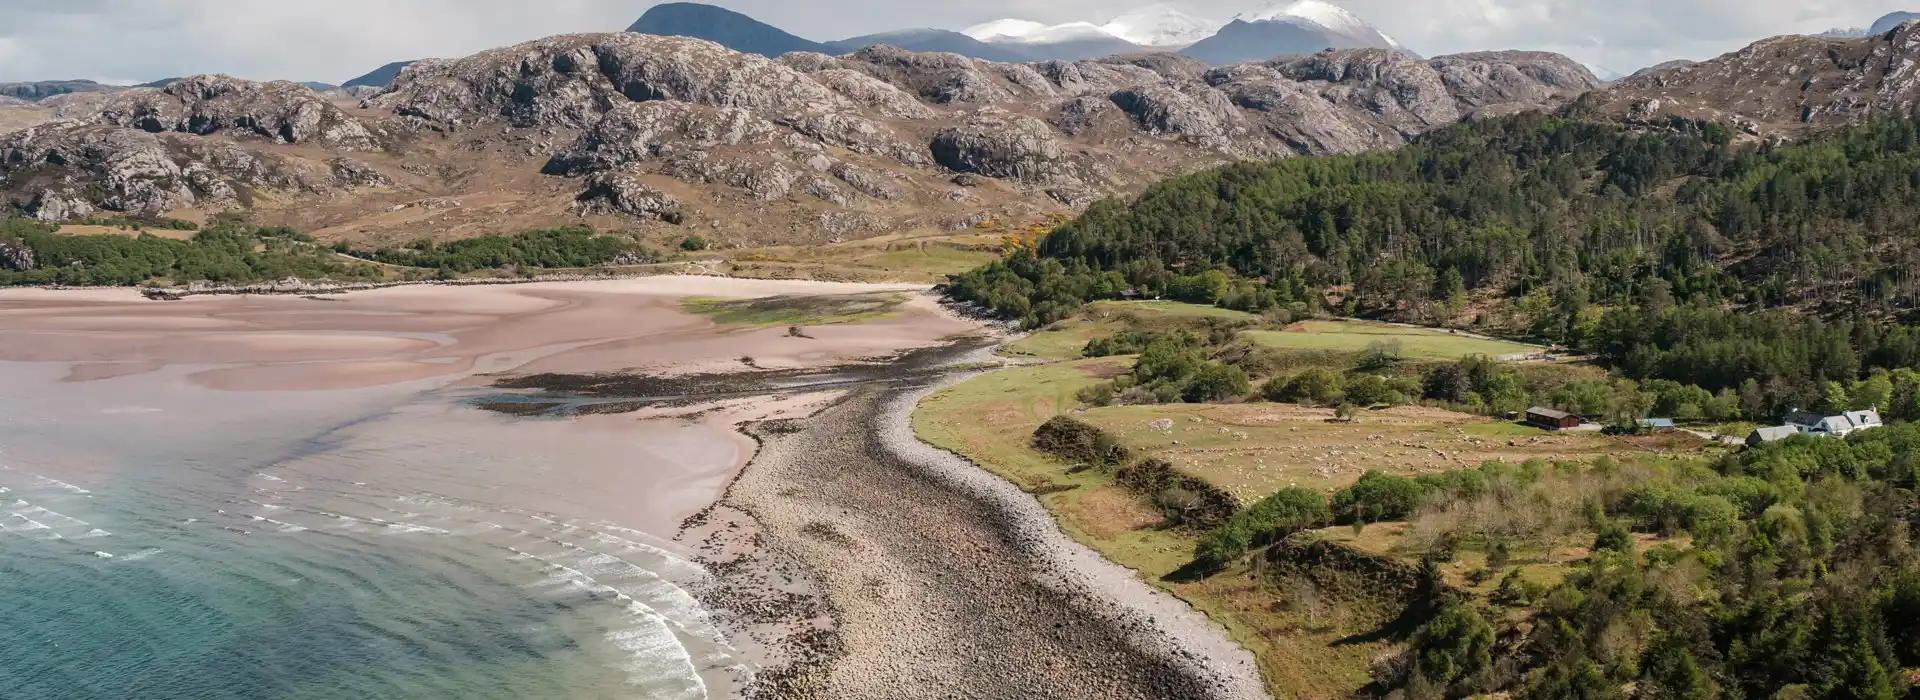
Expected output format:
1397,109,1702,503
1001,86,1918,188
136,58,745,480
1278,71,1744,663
1195,487,1330,565
1116,458,1238,529
679,235,710,251
1333,471,1430,523
1031,416,1129,467
1268,368,1345,406
1409,603,1494,692
1184,363,1250,403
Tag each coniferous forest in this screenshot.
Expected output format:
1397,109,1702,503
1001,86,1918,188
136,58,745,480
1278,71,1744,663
951,112,1920,330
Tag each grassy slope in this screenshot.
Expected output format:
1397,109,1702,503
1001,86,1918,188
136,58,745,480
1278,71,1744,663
1074,403,1630,503
1245,320,1539,360
914,312,1695,698
1004,301,1255,361
914,360,1391,696
724,235,1002,283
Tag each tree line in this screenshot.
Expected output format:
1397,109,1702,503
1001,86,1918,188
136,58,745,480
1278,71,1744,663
950,112,1920,330
339,226,655,272
0,218,381,286
0,218,656,286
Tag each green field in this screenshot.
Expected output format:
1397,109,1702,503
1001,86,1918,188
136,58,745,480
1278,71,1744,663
854,243,1000,276
1245,320,1538,360
681,292,906,326
1087,300,1257,319
1004,300,1257,361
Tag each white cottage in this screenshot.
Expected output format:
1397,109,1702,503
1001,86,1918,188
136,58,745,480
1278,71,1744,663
1783,408,1884,438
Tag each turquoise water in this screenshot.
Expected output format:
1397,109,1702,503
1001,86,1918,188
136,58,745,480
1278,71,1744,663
0,364,745,700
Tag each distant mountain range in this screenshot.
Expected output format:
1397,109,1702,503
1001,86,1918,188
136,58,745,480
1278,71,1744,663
0,79,122,101
625,1,1407,65
344,61,417,89
5,3,1413,96
628,2,829,57
1184,0,1409,65
1813,10,1918,37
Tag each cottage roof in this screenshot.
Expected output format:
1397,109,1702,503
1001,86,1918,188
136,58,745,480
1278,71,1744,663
1844,409,1883,426
1749,426,1800,443
1783,410,1828,428
1526,407,1573,420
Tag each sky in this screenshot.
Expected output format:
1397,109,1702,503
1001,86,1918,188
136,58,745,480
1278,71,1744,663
0,0,1909,84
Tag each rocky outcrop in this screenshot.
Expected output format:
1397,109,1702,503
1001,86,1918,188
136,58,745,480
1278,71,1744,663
0,236,33,271
545,101,777,175
1108,85,1260,153
1591,23,1920,135
931,109,1067,182
804,69,939,120
3,31,1603,240
575,169,684,219
0,118,384,219
1,122,197,219
93,75,379,149
371,33,846,129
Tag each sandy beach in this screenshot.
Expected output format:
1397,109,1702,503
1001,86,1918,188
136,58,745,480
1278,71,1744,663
0,277,1268,699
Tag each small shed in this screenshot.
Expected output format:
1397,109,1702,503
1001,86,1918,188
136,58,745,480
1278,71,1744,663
1638,418,1677,432
1525,407,1581,430
1747,426,1800,447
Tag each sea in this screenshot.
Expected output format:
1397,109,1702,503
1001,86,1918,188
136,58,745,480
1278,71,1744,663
0,361,750,700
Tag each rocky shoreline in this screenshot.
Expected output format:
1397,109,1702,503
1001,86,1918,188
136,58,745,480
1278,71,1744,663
685,360,1268,699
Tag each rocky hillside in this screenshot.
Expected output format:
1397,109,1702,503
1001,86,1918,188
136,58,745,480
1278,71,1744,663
0,33,1596,248
1590,21,1920,135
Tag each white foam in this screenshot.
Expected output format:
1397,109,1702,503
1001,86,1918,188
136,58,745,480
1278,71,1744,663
248,515,309,533
28,475,90,495
94,551,114,559
8,500,104,538
513,550,710,700
117,548,164,562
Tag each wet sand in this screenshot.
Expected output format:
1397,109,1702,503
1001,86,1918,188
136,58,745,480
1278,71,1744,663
0,278,971,393
0,275,982,541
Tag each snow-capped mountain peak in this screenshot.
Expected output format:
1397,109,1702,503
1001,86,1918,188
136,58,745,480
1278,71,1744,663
1099,4,1222,48
1023,21,1124,44
961,18,1050,42
963,19,1125,45
1233,0,1399,48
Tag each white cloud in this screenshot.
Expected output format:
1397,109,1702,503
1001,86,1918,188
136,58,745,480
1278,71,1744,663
0,0,1910,84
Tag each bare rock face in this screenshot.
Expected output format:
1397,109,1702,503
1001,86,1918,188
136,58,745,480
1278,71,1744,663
806,69,939,120
2,30,1606,238
0,236,33,271
546,101,777,175
1591,23,1920,134
95,75,379,149
930,109,1067,182
1431,51,1602,108
372,33,845,129
0,117,381,219
839,46,1017,105
1,122,197,218
575,169,683,219
1108,85,1260,153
